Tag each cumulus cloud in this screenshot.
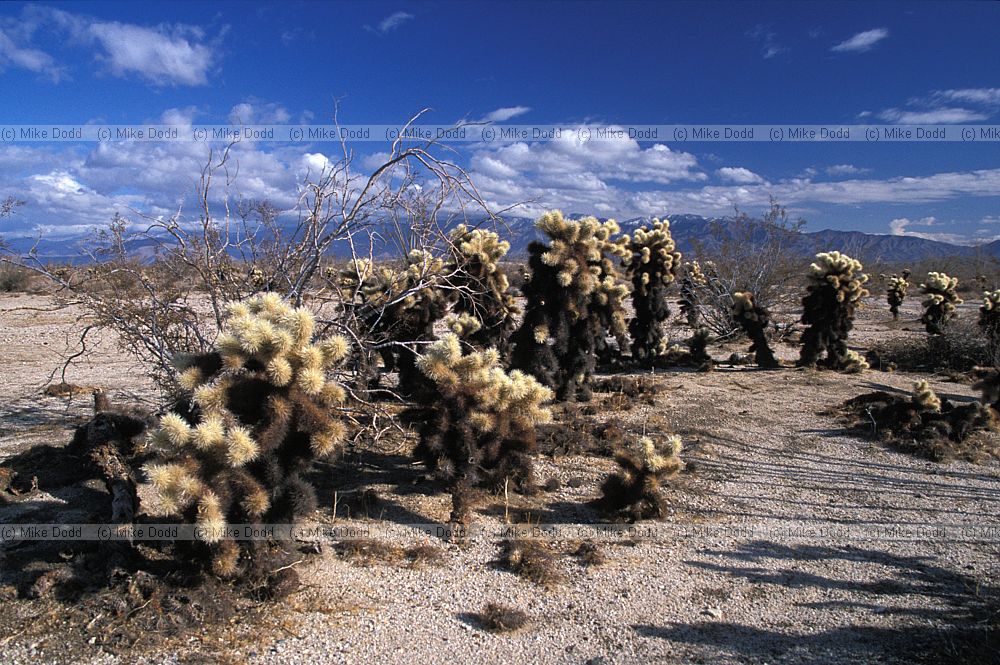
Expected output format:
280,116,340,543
887,216,968,244
831,28,889,53
229,101,292,125
716,167,765,184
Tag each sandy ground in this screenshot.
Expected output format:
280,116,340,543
0,292,998,664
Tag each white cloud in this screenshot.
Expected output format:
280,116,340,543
826,164,871,176
481,106,531,123
0,27,64,81
368,11,414,35
887,216,968,244
717,167,764,184
747,24,786,59
878,107,989,124
229,101,291,125
86,21,214,86
935,88,1000,106
831,28,889,53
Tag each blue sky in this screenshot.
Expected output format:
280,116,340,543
1,1,999,243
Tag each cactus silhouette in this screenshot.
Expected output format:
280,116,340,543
146,294,350,582
797,251,869,372
919,272,962,335
510,211,629,401
732,292,779,368
402,334,553,523
886,271,909,320
624,219,682,363
600,434,683,520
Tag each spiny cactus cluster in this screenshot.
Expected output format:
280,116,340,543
886,271,910,320
146,294,349,581
979,290,1000,345
678,261,706,327
912,379,941,412
510,211,629,401
599,434,683,520
402,334,553,523
731,292,779,368
798,251,869,372
972,366,1000,411
624,219,683,362
920,272,962,335
446,225,519,354
340,251,453,396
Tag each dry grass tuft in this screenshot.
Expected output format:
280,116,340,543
478,602,530,632
497,539,563,586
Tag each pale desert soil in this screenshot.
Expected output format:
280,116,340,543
0,292,998,664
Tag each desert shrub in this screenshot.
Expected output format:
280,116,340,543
687,199,804,338
972,367,1000,411
401,334,553,523
920,272,963,335
510,211,629,401
599,434,684,520
0,263,30,292
868,319,1000,373
731,292,779,368
887,270,910,320
979,290,1000,345
678,260,706,327
145,294,350,586
798,251,869,372
839,380,997,461
445,224,519,354
624,219,682,362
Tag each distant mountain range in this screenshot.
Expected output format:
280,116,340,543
5,213,998,265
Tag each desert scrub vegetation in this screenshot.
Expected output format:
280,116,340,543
686,199,804,338
401,334,553,524
599,434,684,521
886,270,910,320
145,294,350,590
798,251,869,372
624,218,682,363
920,272,963,335
678,260,706,327
731,291,779,368
510,211,629,401
839,379,998,461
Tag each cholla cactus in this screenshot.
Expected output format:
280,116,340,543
731,292,779,368
146,294,350,580
979,290,1000,344
510,211,629,401
887,272,909,320
446,225,520,354
678,261,706,327
340,251,453,396
402,334,553,523
599,434,683,521
920,272,962,335
624,219,683,362
912,379,941,413
798,251,869,372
